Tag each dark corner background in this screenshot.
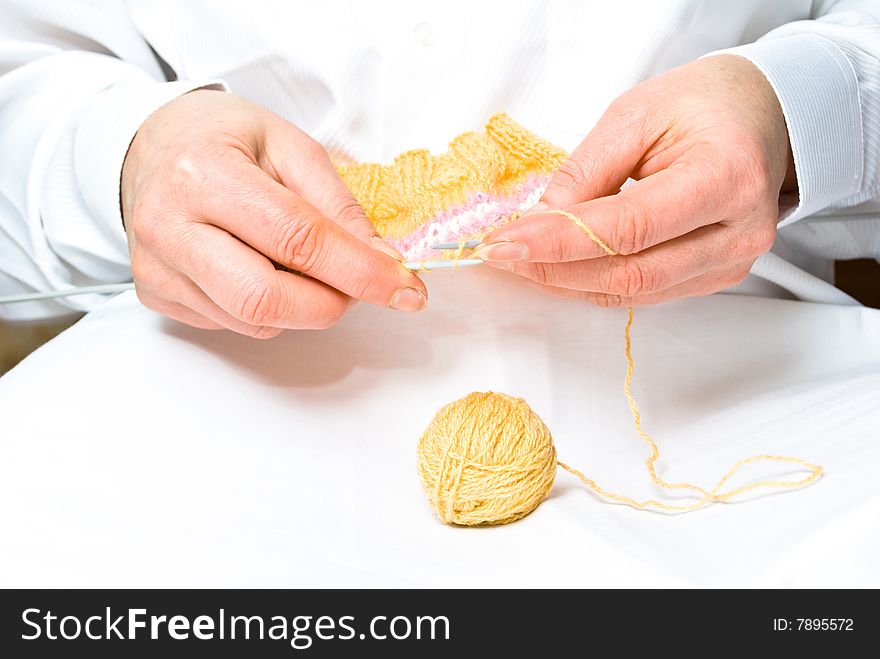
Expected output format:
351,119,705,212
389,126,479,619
834,258,880,308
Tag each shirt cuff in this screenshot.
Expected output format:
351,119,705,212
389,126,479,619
73,79,230,245
705,34,864,228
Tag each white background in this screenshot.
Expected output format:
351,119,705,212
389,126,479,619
1,268,878,587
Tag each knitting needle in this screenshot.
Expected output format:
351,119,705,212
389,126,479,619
430,240,481,250
0,256,486,304
410,240,484,270
403,258,483,271
0,282,135,305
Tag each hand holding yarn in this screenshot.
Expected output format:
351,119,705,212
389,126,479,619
478,55,797,307
417,211,823,526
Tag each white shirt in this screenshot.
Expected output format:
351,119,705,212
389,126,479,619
1,0,879,319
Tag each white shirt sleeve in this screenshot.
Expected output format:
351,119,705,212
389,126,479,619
0,0,226,319
708,0,880,229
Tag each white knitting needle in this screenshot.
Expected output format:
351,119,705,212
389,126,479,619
0,256,485,304
0,282,135,305
430,240,481,250
403,258,483,271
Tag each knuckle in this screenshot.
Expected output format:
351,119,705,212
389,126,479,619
551,158,591,195
588,291,627,308
611,198,650,255
526,261,553,285
235,278,283,326
300,138,328,163
346,271,377,301
606,259,660,297
606,92,653,138
547,230,578,262
727,265,752,288
607,92,646,123
513,261,559,287
164,152,205,200
331,193,367,224
274,213,325,271
735,226,776,258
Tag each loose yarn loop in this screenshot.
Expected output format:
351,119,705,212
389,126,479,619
417,210,823,525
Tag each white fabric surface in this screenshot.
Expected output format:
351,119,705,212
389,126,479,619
2,0,880,318
1,269,878,588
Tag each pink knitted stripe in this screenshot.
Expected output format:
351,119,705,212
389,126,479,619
388,174,551,261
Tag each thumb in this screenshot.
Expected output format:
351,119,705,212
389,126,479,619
537,98,653,210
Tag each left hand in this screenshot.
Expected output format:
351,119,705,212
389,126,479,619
478,55,796,306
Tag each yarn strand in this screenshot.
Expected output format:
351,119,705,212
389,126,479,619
540,210,823,513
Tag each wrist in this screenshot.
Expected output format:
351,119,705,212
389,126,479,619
702,35,863,226
704,54,795,197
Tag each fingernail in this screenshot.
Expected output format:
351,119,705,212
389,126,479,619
475,240,529,262
389,287,427,312
371,235,404,260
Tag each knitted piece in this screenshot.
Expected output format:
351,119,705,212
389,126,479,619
386,174,550,262
336,113,566,258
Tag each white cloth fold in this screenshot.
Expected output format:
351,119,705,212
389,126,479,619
1,270,878,587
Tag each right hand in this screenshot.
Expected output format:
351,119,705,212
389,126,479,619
121,89,427,339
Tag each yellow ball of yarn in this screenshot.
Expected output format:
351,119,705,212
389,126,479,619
417,391,557,526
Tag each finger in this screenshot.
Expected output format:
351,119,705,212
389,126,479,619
134,259,285,337
132,245,280,336
480,156,732,263
290,165,404,260
539,94,660,208
140,269,286,338
195,164,427,310
263,119,403,258
134,287,223,331
166,222,359,330
520,262,753,307
495,224,727,297
263,127,373,238
164,276,285,339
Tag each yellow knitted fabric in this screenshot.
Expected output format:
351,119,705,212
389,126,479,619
336,113,566,240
